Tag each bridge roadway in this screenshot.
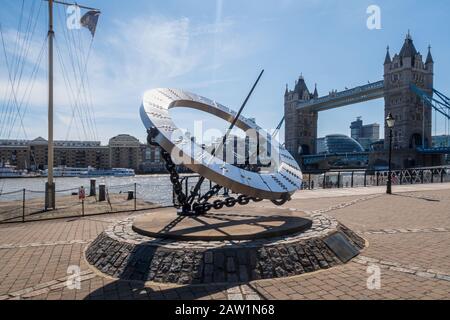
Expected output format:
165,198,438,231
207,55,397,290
417,147,450,154
297,80,385,112
301,152,369,165
295,80,450,156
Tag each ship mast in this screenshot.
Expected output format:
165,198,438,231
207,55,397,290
44,0,100,210
45,0,55,210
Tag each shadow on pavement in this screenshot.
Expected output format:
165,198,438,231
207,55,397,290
392,193,440,202
83,279,262,300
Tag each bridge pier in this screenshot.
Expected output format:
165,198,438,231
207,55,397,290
369,150,443,169
284,76,318,162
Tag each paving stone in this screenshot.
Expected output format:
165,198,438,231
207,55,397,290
245,294,261,301
4,186,450,300
228,293,244,300
415,271,436,279
436,274,450,282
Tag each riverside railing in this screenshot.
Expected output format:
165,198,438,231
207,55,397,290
1,166,448,223
0,180,174,224
181,166,450,194
301,166,450,190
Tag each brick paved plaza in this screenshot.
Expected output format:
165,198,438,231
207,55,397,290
0,184,449,300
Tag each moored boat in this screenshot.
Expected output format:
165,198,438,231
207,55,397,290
0,164,27,178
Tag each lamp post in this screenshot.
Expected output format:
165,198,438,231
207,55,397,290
386,113,395,194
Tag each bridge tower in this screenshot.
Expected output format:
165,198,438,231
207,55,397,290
284,76,318,162
382,32,436,167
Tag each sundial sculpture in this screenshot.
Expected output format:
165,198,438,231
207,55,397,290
85,73,364,285
140,71,303,216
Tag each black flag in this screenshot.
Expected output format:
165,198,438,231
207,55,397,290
80,10,100,37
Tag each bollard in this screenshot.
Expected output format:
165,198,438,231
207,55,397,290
22,188,26,223
89,179,96,197
134,183,137,211
127,190,134,201
99,184,106,202
351,171,354,188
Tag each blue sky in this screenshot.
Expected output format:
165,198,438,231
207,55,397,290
1,0,449,144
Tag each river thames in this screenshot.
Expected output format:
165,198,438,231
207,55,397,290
0,175,213,206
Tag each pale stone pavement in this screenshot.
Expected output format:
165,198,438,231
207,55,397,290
0,183,449,300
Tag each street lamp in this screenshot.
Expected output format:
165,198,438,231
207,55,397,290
386,113,395,194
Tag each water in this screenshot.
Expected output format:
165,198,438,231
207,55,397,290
0,175,211,206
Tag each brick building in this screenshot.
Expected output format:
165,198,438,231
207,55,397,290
0,134,164,173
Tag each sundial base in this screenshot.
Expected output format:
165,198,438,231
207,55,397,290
86,206,366,285
132,207,312,241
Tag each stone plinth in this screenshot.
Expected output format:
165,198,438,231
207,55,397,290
85,207,365,285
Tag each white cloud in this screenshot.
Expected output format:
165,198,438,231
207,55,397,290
1,12,253,143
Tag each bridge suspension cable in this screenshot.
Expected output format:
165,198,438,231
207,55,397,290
433,89,450,106
410,84,450,120
410,84,450,149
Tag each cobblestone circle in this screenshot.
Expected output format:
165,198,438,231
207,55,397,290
86,209,365,285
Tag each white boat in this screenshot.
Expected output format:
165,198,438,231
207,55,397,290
43,166,89,177
84,168,135,177
42,166,135,177
0,164,27,178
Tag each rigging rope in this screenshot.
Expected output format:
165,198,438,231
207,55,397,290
1,0,29,137
55,5,97,142
56,7,85,140
7,0,44,139
1,2,99,143
54,37,88,140
0,23,28,139
0,0,44,139
0,0,24,137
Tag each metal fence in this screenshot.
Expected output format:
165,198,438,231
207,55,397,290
1,166,448,224
181,166,450,194
300,166,450,190
0,182,169,224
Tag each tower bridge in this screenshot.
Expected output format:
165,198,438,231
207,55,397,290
296,80,385,112
285,33,449,169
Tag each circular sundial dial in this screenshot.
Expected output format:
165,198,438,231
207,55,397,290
140,88,303,201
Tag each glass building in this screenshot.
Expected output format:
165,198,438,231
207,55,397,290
317,134,365,154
